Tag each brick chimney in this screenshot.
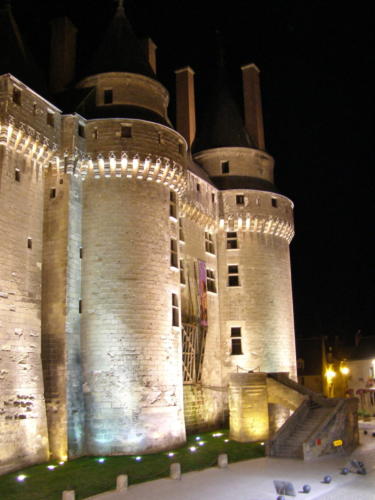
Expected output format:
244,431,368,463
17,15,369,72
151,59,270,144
175,66,196,148
49,17,77,94
241,63,265,150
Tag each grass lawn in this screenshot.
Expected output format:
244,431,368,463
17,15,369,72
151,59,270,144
0,430,265,500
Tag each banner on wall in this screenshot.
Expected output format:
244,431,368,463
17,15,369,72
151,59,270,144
198,259,208,326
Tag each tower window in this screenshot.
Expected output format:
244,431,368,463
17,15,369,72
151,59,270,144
236,195,245,205
204,232,215,254
27,237,32,249
32,103,37,115
228,265,240,287
92,128,98,140
172,293,179,327
15,169,21,182
12,87,21,105
180,259,186,285
158,131,164,144
78,124,85,138
196,183,200,192
50,188,56,199
79,299,82,314
179,218,185,242
47,111,55,127
121,125,132,138
206,268,217,293
211,193,215,203
171,238,178,268
227,232,238,249
221,161,229,174
104,89,113,104
178,142,184,155
170,191,177,219
272,198,278,208
80,247,83,259
256,198,261,206
231,327,243,355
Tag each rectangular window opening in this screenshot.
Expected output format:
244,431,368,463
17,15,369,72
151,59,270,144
92,128,98,140
12,87,21,105
171,238,178,268
78,124,85,138
231,338,243,355
47,111,55,127
178,142,184,155
170,191,177,219
196,183,200,192
206,268,217,293
236,194,245,205
231,327,241,337
204,231,215,254
79,299,82,314
104,89,113,104
272,197,278,208
80,247,83,259
211,193,215,203
50,188,56,199
226,231,238,249
59,178,64,184
27,237,32,249
179,218,185,242
15,169,21,182
180,259,186,285
121,124,132,138
221,161,229,174
228,265,240,287
172,293,179,327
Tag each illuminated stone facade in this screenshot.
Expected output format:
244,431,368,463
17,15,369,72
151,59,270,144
0,3,296,474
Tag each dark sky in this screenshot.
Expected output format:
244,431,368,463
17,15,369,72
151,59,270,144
9,0,375,341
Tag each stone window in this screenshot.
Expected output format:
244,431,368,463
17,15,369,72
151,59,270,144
231,327,243,355
211,192,215,203
228,265,240,287
205,232,215,254
78,123,85,138
227,232,238,249
179,218,185,242
196,183,200,192
121,124,132,138
206,268,217,293
104,89,113,104
180,259,186,285
256,198,261,206
12,87,21,105
47,111,55,127
79,299,82,314
171,238,178,268
92,127,98,140
50,188,56,199
27,237,32,249
158,131,164,144
170,191,177,219
172,293,179,327
80,247,83,259
178,142,184,155
272,197,278,208
221,161,229,174
59,178,64,184
15,168,21,182
236,194,245,205
32,103,37,115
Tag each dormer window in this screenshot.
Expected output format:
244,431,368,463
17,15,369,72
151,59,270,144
78,123,85,138
221,161,229,174
47,111,54,127
104,89,113,104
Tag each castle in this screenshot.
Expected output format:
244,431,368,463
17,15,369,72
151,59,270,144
0,2,296,474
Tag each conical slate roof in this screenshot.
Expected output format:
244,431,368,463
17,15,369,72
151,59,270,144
192,63,253,153
0,1,47,94
84,2,155,79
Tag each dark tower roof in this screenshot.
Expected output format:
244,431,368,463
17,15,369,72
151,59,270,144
83,1,155,79
192,62,254,153
0,1,47,94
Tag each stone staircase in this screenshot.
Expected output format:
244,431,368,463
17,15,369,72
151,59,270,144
273,401,332,458
267,374,359,460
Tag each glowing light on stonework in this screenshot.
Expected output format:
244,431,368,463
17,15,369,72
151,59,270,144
219,219,225,229
189,446,197,452
16,475,27,482
340,365,349,375
325,368,336,381
237,217,243,229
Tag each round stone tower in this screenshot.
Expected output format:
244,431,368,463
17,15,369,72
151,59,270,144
77,4,186,454
193,63,296,382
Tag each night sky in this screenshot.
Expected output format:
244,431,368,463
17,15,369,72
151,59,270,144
8,0,375,341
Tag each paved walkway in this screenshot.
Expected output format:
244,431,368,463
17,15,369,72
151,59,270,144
86,422,375,500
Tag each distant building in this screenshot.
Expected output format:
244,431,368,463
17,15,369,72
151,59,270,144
0,3,296,473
